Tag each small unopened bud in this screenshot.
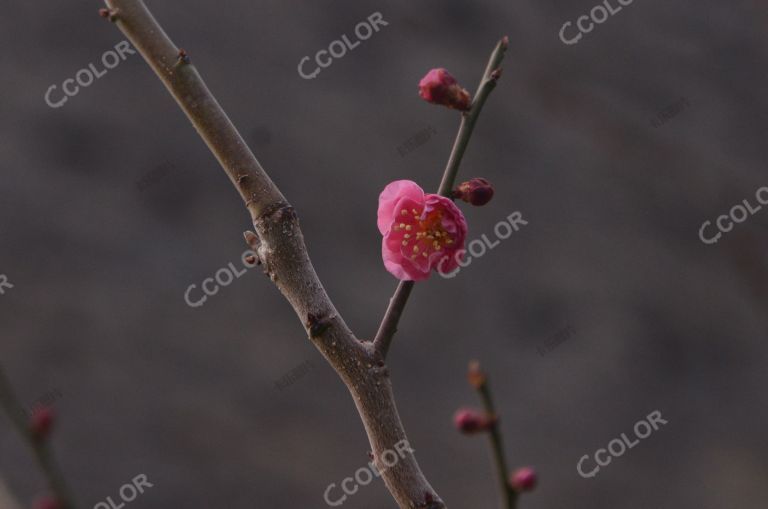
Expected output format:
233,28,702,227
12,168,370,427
418,69,472,111
509,467,537,493
467,360,487,389
453,408,495,434
453,178,494,206
29,406,55,441
33,495,62,509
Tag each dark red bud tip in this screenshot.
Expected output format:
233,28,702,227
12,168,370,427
418,68,472,111
509,467,537,493
454,178,494,206
453,408,495,434
32,495,63,509
98,8,118,22
30,406,55,441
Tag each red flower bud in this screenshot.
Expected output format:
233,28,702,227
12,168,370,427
418,69,472,111
453,408,495,434
509,467,537,492
33,495,62,509
29,406,55,441
453,178,494,206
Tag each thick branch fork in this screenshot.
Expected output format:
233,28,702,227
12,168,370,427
101,1,506,507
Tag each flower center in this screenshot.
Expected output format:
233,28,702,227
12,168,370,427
393,207,455,260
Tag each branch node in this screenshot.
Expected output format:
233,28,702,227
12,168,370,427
418,493,444,509
243,230,263,266
98,8,119,22
258,201,295,223
243,230,259,247
306,313,333,338
176,48,191,65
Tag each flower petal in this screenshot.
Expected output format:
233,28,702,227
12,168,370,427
377,180,424,234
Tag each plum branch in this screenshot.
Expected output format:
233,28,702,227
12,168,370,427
96,1,508,507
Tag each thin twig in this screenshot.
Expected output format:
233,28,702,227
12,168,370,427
0,365,76,508
437,37,508,197
374,36,509,358
476,374,517,509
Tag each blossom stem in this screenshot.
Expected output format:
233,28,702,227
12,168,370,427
373,280,414,358
374,36,509,358
0,365,76,508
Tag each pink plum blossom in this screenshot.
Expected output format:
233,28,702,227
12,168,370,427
378,180,467,281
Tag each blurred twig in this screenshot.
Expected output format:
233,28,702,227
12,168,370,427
469,362,517,509
0,365,76,508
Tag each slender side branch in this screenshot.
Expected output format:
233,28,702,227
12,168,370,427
101,1,444,507
373,280,414,358
374,37,509,358
475,372,517,509
437,37,508,197
0,365,76,508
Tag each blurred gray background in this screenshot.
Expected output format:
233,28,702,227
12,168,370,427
1,0,767,508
